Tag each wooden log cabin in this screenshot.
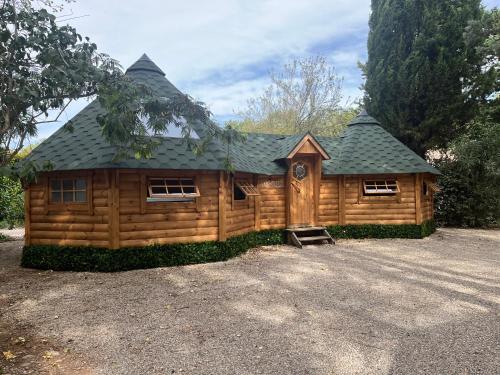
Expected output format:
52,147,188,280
23,54,439,249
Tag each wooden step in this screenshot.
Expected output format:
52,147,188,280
285,226,326,232
286,228,335,248
298,235,332,242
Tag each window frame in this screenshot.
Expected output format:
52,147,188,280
231,176,260,209
357,176,401,203
422,180,440,199
49,178,88,204
362,179,399,196
45,172,92,213
235,180,260,197
146,177,200,202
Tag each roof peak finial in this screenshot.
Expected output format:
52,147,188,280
125,54,165,76
347,109,381,126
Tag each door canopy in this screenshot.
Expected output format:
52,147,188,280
285,133,330,160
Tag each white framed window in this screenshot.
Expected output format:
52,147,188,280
147,178,200,202
232,179,260,204
363,180,399,195
423,181,440,196
235,180,260,197
50,178,87,203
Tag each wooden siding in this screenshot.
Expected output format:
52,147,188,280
344,174,417,225
26,169,434,249
319,176,339,225
226,173,256,237
421,174,436,222
29,170,110,247
258,175,286,230
118,170,219,247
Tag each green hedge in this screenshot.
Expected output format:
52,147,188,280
21,221,435,272
327,219,436,239
21,229,286,272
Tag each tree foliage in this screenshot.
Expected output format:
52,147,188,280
235,56,355,136
463,7,499,107
0,174,23,228
362,0,485,157
0,0,120,165
0,0,224,174
434,108,500,227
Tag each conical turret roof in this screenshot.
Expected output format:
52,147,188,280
125,53,165,76
347,109,381,126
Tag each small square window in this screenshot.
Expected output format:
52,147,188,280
63,179,73,190
50,178,88,204
168,186,183,194
51,191,61,203
51,180,61,191
151,186,167,195
75,191,86,202
63,191,74,202
75,179,86,190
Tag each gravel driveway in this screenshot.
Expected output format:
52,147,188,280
1,228,499,375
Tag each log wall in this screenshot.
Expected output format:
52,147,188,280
319,176,340,225
26,169,434,249
344,174,417,225
226,173,256,237
29,170,110,247
118,170,219,247
258,176,286,230
421,174,436,222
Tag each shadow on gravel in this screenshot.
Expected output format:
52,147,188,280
0,229,499,374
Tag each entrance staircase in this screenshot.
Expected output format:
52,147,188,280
285,227,335,248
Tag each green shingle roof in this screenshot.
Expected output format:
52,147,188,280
25,55,439,176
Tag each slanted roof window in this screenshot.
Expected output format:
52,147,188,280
233,179,259,202
423,181,440,196
50,178,87,203
147,178,200,202
363,180,399,195
235,180,260,196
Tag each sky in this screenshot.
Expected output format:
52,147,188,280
34,0,499,143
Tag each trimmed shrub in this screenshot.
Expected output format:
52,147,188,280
327,220,436,239
21,229,286,272
420,219,437,237
21,221,435,272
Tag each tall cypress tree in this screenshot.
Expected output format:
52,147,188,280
363,0,483,157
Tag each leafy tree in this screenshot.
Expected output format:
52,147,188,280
362,0,484,157
235,56,354,136
0,174,23,228
434,107,500,227
0,0,220,174
463,7,499,108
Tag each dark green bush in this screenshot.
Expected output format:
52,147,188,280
22,229,286,272
0,175,24,229
21,222,435,272
327,220,435,239
434,112,500,227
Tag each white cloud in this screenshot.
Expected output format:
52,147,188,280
32,0,371,141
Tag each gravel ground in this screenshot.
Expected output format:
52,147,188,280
0,227,24,241
0,228,499,375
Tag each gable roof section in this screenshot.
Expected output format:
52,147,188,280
25,55,439,176
274,132,330,160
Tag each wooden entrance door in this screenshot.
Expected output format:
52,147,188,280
289,157,316,227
